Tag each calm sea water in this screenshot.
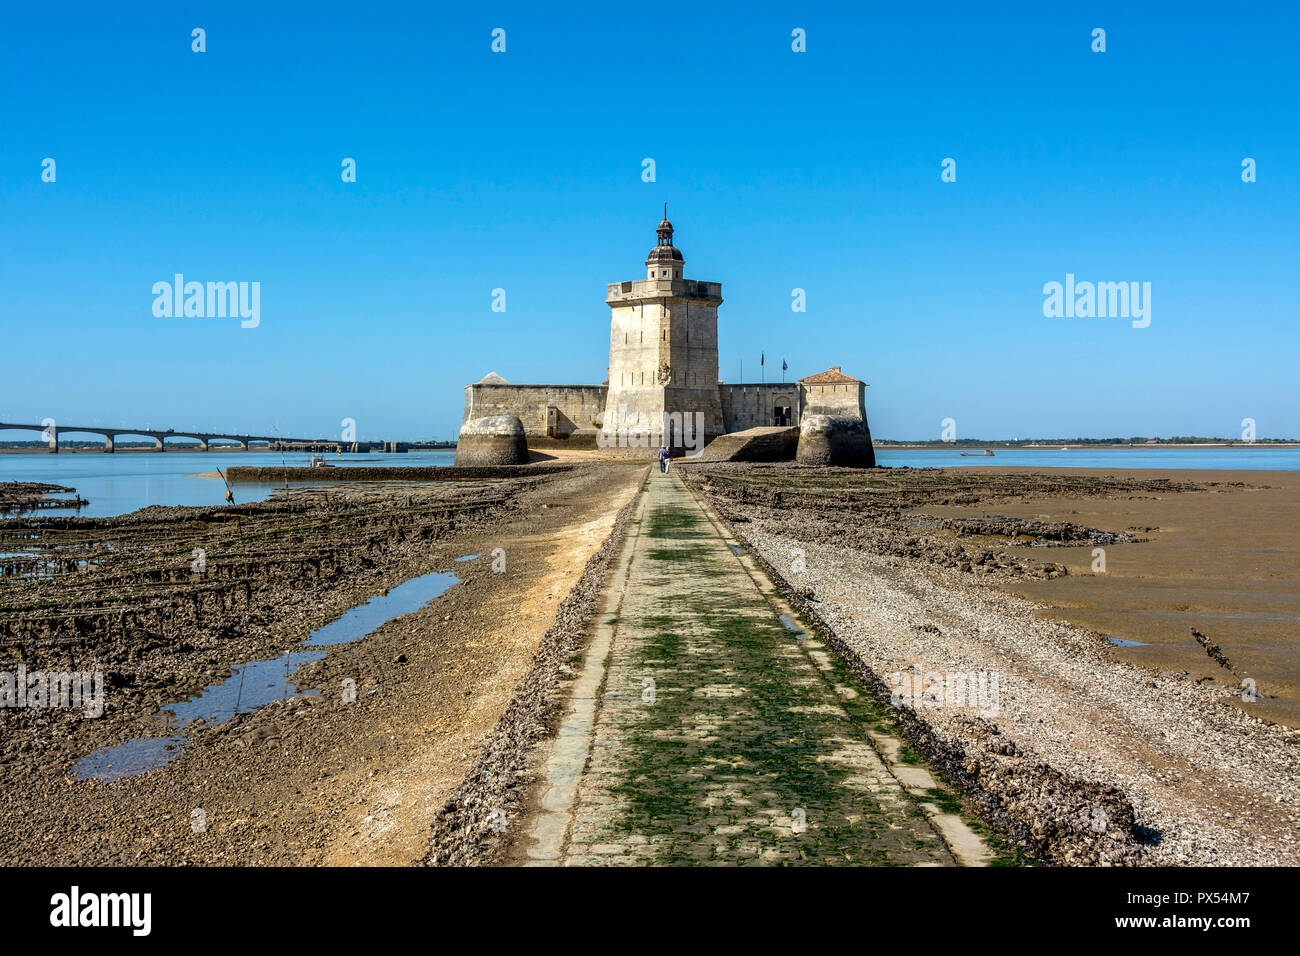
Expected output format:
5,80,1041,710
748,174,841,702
72,564,463,780
0,450,455,518
2,446,1296,519
875,446,1300,471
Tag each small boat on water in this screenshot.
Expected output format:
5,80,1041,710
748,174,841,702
960,449,995,457
309,453,333,468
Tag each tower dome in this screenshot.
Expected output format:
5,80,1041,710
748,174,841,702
646,203,684,276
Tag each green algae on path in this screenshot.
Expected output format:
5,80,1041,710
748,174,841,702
537,471,996,866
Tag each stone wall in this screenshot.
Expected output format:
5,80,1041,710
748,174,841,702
462,384,607,443
226,463,574,481
719,383,800,432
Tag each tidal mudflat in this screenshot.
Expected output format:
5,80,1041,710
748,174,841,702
935,468,1300,729
0,463,643,864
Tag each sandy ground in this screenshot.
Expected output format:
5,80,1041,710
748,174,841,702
527,446,628,463
313,469,640,865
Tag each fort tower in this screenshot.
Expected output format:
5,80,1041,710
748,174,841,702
601,206,726,451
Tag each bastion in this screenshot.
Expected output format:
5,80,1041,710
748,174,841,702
454,415,529,466
795,414,876,467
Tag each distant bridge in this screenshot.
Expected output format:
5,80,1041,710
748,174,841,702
0,422,384,453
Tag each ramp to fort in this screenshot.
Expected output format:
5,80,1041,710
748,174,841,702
688,425,798,462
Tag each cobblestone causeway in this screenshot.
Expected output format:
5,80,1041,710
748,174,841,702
551,470,957,866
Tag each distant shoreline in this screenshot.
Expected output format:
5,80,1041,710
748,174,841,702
878,442,1300,450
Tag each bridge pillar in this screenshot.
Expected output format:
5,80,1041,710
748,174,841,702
154,436,165,452
48,427,58,454
199,438,209,452
104,435,115,454
239,439,249,450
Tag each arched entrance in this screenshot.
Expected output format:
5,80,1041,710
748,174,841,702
771,395,794,427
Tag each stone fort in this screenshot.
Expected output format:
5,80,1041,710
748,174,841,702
459,208,874,465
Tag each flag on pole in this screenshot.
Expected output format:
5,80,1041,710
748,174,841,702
782,359,787,372
760,353,765,366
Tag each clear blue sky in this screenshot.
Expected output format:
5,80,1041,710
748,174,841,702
3,1,1297,441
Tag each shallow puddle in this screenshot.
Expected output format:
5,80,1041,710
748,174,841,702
1107,636,1150,647
73,564,464,781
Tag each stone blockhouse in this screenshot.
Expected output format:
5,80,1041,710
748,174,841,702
461,209,871,455
797,366,869,419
